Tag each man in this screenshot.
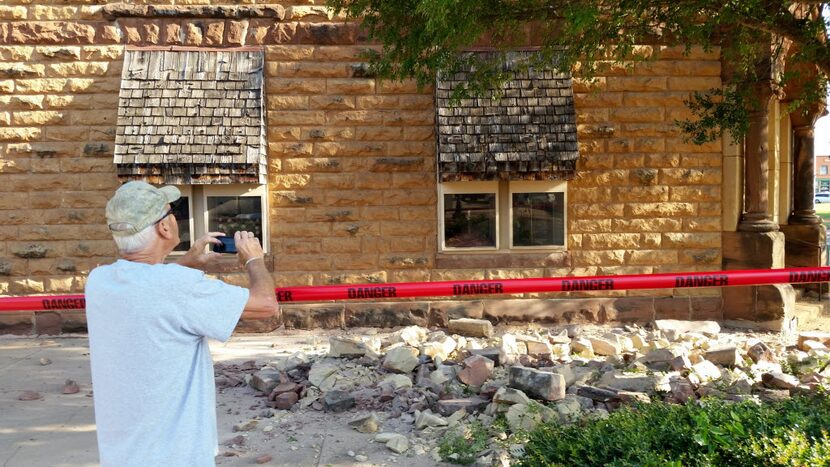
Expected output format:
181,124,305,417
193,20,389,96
85,181,279,467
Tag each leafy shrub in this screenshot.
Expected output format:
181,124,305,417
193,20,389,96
519,391,830,466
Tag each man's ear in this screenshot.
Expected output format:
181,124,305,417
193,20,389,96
156,217,175,240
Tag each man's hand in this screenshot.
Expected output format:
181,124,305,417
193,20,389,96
234,230,265,267
176,232,225,271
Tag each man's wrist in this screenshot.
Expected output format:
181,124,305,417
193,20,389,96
245,256,263,267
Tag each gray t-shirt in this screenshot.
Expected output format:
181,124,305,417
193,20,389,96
86,259,249,467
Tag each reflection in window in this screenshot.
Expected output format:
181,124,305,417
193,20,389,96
443,193,496,248
172,197,190,252
207,196,262,239
512,192,564,247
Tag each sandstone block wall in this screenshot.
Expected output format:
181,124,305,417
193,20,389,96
0,1,725,332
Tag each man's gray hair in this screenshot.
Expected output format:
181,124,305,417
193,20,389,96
112,224,157,253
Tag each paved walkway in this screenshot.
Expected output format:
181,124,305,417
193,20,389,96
0,331,444,467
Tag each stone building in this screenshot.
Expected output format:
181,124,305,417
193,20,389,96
0,1,824,334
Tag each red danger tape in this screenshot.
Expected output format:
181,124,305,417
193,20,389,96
1,266,830,313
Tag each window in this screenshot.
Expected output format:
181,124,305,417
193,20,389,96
172,184,268,254
439,181,566,251
821,166,828,175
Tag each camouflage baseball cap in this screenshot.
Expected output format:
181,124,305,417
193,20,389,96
106,181,180,237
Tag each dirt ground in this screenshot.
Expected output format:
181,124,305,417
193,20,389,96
0,330,449,467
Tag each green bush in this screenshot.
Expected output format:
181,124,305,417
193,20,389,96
520,392,830,466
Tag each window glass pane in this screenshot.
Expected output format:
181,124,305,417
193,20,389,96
207,196,262,238
172,197,191,252
443,193,496,248
512,192,564,246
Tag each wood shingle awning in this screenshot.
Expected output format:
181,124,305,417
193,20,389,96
114,49,266,185
437,51,579,182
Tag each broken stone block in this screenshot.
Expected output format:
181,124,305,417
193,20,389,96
762,372,799,390
705,346,742,367
508,366,566,401
348,413,380,433
802,340,828,352
324,390,355,412
541,363,576,387
643,348,680,363
747,340,774,364
588,337,620,356
308,360,339,387
448,318,493,338
493,387,531,406
269,382,300,399
506,401,556,432
798,331,830,350
274,352,309,372
692,360,722,382
415,409,449,428
387,435,409,453
670,355,692,372
469,347,500,365
549,329,571,344
616,391,651,405
399,325,428,346
381,374,413,390
250,369,281,394
273,391,298,410
429,366,455,386
597,371,660,394
329,336,378,358
576,386,618,403
420,335,456,362
630,334,648,351
572,338,594,357
457,355,494,387
436,397,489,416
255,455,272,464
655,319,720,337
499,334,522,366
668,376,696,403
553,396,583,422
520,337,553,356
383,346,420,373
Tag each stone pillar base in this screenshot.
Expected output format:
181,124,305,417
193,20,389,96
780,223,827,294
722,231,795,332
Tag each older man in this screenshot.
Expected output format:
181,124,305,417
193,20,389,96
85,181,279,467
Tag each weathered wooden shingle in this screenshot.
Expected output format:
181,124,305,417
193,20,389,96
114,49,266,184
436,52,578,182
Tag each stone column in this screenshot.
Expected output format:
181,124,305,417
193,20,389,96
737,80,778,232
723,76,795,332
781,105,827,292
788,108,822,225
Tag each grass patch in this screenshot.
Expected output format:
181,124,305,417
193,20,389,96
519,392,830,466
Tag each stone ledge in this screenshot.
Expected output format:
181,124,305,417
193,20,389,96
0,295,725,334
435,251,571,269
102,4,286,20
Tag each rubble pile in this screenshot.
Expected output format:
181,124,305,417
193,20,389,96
226,320,830,464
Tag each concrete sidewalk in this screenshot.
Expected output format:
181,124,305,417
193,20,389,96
0,332,446,467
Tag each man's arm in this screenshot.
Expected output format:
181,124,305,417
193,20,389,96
234,231,279,321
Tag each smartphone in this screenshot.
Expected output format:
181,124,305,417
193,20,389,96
212,236,237,254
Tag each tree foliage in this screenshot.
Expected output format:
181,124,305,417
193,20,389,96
328,0,829,143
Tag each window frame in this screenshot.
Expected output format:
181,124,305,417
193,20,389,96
439,181,500,252
508,180,568,250
438,180,568,253
169,184,268,254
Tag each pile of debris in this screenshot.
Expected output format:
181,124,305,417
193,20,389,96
227,319,830,464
